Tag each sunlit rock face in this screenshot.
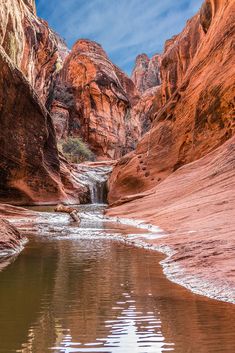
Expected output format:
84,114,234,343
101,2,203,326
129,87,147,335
108,0,235,203
48,39,141,159
22,0,36,14
0,0,69,104
131,53,161,94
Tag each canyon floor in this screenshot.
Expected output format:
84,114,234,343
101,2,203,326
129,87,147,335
107,137,235,303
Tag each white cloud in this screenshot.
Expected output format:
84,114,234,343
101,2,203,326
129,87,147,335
36,0,204,73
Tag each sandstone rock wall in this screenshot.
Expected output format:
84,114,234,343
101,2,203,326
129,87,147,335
0,0,90,205
108,0,235,203
0,46,67,204
49,39,141,159
0,0,68,104
131,54,161,94
107,135,235,301
0,218,25,254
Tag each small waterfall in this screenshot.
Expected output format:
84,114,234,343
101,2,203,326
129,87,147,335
74,163,113,204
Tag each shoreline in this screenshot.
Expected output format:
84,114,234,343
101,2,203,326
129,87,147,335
0,203,234,305
103,214,235,305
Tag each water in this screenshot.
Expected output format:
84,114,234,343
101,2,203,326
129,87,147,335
74,164,112,204
0,205,235,353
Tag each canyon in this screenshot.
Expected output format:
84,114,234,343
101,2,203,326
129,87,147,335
0,0,234,307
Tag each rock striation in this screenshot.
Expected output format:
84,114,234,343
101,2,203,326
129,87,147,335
0,0,89,205
108,0,235,204
0,0,69,104
0,218,25,255
0,46,67,204
48,39,141,159
107,135,235,303
131,53,161,94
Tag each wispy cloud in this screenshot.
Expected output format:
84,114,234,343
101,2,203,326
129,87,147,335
36,0,204,74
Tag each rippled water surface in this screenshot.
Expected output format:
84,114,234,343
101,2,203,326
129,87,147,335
0,205,235,353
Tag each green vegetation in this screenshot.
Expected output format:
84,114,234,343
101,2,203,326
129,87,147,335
59,137,95,163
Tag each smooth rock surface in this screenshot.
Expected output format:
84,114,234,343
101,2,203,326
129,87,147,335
108,0,235,203
107,136,235,302
0,46,69,205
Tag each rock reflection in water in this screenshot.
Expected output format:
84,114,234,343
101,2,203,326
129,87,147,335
0,208,234,353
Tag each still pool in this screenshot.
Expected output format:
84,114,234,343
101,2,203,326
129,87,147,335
0,205,234,353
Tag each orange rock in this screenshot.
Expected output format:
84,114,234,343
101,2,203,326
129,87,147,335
107,136,235,299
0,46,68,205
131,86,162,135
108,0,235,204
0,0,69,104
49,39,141,159
0,0,90,205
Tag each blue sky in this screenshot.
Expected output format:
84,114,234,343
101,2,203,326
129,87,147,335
36,0,203,75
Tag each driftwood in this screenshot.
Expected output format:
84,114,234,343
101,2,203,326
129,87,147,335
54,204,81,224
55,204,75,213
70,210,81,223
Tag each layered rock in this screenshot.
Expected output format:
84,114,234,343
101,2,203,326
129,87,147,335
0,46,68,204
131,54,161,94
48,39,141,159
0,218,25,255
107,135,235,302
131,86,162,135
0,0,91,205
108,0,235,203
0,0,69,104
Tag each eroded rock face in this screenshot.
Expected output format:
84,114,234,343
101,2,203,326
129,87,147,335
0,46,68,204
108,0,235,204
131,54,161,94
0,218,25,254
0,0,90,205
49,39,141,159
107,136,235,302
0,0,69,104
131,86,162,135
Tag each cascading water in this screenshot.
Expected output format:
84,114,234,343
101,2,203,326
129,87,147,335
74,163,113,204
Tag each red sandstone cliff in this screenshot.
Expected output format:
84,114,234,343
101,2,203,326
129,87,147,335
0,0,87,205
0,0,69,104
48,39,141,159
0,46,67,204
108,0,235,204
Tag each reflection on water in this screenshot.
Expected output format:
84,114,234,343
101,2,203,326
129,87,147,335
0,206,235,353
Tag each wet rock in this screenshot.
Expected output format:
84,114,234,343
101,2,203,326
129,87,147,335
107,136,235,298
0,218,25,255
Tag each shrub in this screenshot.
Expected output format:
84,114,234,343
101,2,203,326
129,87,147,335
59,137,95,163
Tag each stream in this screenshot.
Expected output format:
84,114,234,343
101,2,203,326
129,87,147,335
0,205,235,353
